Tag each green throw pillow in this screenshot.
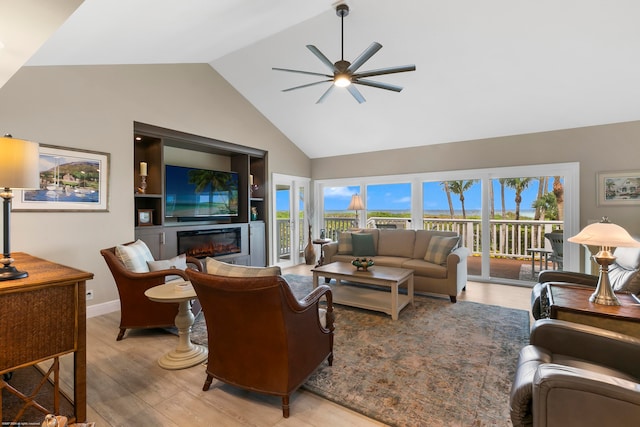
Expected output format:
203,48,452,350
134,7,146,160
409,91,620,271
424,236,459,265
352,233,376,257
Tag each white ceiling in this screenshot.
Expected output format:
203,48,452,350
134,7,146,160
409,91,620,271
14,0,640,158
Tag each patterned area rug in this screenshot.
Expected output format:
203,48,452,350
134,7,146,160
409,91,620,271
188,274,530,426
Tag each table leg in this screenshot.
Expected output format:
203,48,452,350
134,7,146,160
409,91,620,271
531,253,536,279
391,282,399,321
408,275,414,306
158,300,208,370
312,272,319,289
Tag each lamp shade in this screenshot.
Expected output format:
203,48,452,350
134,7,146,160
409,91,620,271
0,135,40,189
568,219,640,248
347,194,364,210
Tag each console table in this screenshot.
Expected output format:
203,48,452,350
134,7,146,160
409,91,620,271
0,252,93,423
543,283,640,338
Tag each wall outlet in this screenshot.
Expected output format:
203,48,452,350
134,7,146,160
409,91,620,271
86,289,94,300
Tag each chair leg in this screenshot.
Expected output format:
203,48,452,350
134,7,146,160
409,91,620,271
203,374,214,391
282,396,290,418
449,295,457,303
116,328,126,341
328,352,334,366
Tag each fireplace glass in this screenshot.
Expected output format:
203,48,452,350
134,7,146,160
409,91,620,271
177,227,242,258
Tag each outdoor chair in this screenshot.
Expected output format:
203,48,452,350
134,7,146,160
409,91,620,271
186,268,334,418
100,241,203,340
544,231,563,270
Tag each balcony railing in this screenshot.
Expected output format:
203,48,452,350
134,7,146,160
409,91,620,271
276,217,563,261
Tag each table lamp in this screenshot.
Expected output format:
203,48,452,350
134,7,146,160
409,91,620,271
348,194,364,227
567,217,640,305
0,134,40,280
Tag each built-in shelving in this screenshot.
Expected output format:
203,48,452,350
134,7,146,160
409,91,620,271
133,122,267,264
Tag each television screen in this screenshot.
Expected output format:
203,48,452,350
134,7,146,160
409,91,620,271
165,164,239,218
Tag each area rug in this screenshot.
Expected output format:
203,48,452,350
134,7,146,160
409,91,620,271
187,274,530,426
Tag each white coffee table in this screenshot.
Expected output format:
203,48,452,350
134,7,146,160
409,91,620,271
144,281,208,369
312,262,414,320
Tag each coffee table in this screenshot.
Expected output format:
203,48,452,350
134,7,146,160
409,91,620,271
311,262,414,320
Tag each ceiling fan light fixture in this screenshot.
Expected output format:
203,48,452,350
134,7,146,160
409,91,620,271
334,74,351,87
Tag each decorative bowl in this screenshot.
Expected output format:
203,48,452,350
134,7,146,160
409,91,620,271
352,258,374,271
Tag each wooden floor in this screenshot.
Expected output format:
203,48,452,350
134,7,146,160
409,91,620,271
60,264,531,426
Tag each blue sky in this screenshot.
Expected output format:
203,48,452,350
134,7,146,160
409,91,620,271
276,178,561,213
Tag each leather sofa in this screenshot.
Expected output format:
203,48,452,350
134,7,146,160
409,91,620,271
322,228,470,302
510,319,640,426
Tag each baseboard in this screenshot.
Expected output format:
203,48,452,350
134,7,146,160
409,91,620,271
87,299,119,318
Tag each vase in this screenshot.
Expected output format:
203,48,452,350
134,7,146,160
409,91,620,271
304,225,316,265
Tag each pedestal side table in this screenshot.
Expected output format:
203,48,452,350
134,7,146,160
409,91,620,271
145,282,208,369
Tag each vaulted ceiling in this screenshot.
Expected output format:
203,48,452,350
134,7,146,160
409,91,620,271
7,0,640,158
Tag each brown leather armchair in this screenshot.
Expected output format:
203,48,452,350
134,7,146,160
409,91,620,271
185,269,334,418
100,244,203,340
510,319,640,427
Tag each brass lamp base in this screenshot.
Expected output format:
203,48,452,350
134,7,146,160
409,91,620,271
589,250,620,306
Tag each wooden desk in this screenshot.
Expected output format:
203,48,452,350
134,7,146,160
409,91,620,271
0,252,93,423
544,283,640,338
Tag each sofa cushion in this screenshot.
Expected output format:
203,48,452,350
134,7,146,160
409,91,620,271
402,259,448,279
413,230,458,259
352,233,376,256
206,257,281,277
377,229,415,258
115,239,154,273
147,253,187,282
338,232,354,254
424,235,460,265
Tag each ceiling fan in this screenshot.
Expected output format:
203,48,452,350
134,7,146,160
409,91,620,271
273,3,416,104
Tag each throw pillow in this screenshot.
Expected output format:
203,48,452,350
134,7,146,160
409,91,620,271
147,254,188,282
424,235,460,265
115,239,154,273
352,232,376,257
205,257,281,277
337,232,354,254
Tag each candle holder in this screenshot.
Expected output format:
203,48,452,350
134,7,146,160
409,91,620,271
138,175,147,194
250,184,259,196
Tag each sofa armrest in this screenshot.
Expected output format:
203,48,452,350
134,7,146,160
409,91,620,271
538,270,598,287
323,242,339,264
530,319,640,378
532,364,640,427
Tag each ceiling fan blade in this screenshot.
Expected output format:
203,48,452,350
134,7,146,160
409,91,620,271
347,42,382,73
353,79,403,92
316,84,335,104
347,84,366,104
272,67,332,78
283,80,332,92
306,45,338,72
353,64,416,79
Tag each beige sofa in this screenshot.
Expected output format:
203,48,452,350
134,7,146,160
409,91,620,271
322,228,470,302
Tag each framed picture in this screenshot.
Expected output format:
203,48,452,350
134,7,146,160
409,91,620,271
13,145,110,212
137,209,154,226
597,170,640,206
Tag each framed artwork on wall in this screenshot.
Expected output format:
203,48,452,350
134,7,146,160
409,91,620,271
597,170,640,206
13,144,110,212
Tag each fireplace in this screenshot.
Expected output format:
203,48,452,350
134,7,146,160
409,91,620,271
177,227,242,259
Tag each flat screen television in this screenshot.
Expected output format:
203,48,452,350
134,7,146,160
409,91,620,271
165,164,239,219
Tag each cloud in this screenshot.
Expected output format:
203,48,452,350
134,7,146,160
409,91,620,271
324,186,356,199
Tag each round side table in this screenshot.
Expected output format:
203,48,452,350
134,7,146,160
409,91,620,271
145,282,208,369
313,238,333,267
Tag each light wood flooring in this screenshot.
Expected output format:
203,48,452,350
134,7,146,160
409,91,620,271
60,264,531,426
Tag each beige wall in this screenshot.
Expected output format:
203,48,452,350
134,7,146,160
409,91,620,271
0,64,310,308
312,121,640,238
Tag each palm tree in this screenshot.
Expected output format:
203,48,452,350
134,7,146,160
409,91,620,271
439,181,455,218
447,180,478,218
534,177,547,220
532,192,558,220
505,178,532,220
499,178,506,218
553,176,564,220
188,170,233,212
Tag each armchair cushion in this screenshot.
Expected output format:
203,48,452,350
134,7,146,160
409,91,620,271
610,246,640,294
115,239,154,273
205,257,281,277
424,235,459,265
147,253,187,282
